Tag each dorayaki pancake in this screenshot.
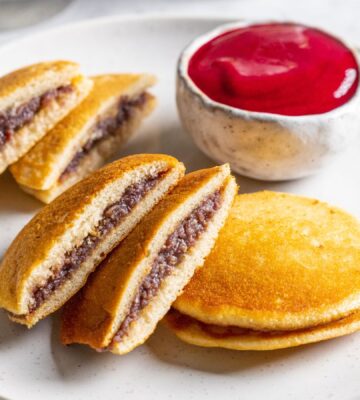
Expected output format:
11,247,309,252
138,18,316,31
61,164,237,355
173,192,360,332
0,61,92,173
0,154,184,327
165,308,360,351
10,74,156,203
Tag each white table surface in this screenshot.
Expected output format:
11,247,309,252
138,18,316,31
0,0,360,47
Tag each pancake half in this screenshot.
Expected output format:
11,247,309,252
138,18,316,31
0,154,184,327
61,164,237,355
166,192,360,350
11,74,156,203
0,61,92,173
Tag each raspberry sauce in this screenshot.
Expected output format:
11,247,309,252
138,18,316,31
188,23,359,116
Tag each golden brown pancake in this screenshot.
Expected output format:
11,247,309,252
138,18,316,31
0,154,184,328
166,192,360,350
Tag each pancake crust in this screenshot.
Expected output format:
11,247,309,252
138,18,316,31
165,309,360,351
10,74,156,190
0,61,78,103
0,154,181,315
174,192,360,331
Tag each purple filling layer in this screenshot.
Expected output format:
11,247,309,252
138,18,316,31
0,85,73,148
29,171,164,313
111,190,222,344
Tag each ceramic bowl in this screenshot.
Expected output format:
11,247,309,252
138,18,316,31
176,21,360,181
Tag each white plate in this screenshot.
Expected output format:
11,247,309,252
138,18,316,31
0,14,359,400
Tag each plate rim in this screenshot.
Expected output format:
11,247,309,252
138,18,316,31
0,12,235,57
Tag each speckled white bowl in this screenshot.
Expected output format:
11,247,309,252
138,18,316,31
177,21,360,181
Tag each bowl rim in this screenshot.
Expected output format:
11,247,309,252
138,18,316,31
178,19,360,122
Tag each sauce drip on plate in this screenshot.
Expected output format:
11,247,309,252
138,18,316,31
188,23,359,116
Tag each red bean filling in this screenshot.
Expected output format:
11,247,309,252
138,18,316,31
111,190,222,344
59,93,147,181
29,171,165,313
0,85,73,148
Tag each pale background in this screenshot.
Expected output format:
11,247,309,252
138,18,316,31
0,0,359,45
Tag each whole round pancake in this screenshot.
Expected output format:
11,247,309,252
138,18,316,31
173,192,360,331
165,308,360,351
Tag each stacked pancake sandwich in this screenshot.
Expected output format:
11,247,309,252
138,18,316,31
166,192,360,350
0,61,92,174
61,164,237,354
0,154,184,327
11,74,156,203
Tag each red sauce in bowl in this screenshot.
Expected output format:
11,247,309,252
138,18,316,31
188,23,359,116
